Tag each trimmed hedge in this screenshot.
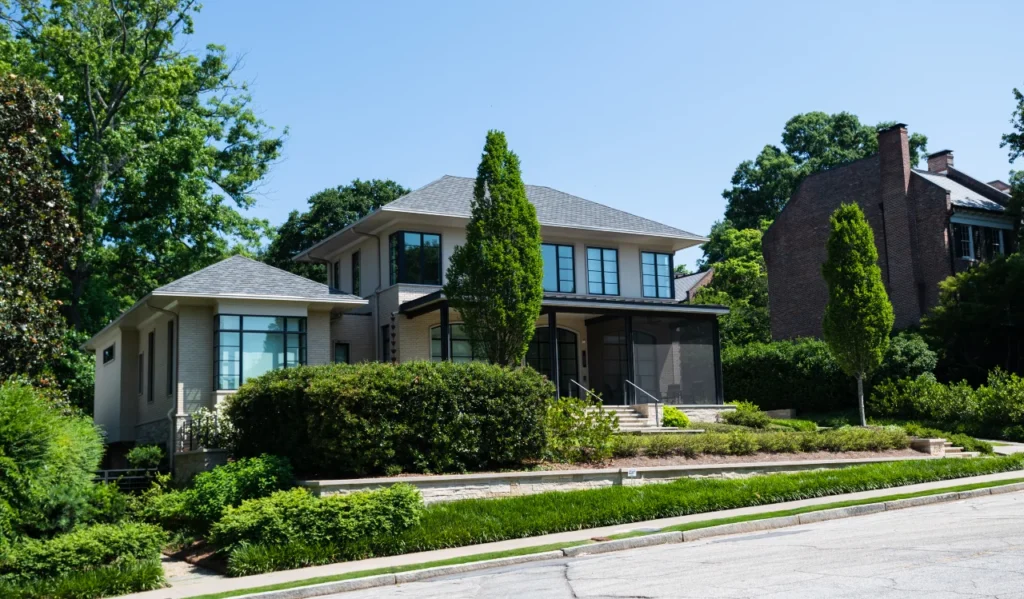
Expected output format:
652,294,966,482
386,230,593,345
226,362,553,477
611,427,909,458
723,333,936,414
227,455,1024,575
210,485,423,553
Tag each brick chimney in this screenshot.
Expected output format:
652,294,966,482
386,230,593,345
927,150,954,174
877,123,921,328
988,180,1011,193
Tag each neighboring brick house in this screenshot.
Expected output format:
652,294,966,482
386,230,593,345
674,269,714,303
763,124,1015,340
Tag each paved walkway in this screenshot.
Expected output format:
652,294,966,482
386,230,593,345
118,470,1024,599
340,489,1024,598
987,440,1024,455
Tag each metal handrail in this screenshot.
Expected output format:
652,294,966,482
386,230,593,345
569,379,603,405
625,379,661,404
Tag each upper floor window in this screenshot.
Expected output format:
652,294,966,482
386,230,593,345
952,222,1007,262
430,324,487,363
352,251,361,296
215,315,306,391
333,261,341,289
641,252,673,299
586,247,619,295
102,344,115,364
542,244,575,293
389,232,441,286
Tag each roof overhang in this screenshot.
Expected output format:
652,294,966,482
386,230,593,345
399,290,728,319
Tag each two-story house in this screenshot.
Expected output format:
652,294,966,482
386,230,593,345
85,175,727,464
763,124,1016,340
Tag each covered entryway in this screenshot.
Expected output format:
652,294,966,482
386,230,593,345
525,327,580,398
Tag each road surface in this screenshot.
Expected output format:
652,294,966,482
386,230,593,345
338,491,1024,598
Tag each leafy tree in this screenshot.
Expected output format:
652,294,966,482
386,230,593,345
1001,84,1024,247
264,180,408,280
444,131,543,366
674,263,692,276
922,253,1024,385
723,112,928,229
0,73,80,385
692,221,771,345
0,0,284,333
821,204,894,426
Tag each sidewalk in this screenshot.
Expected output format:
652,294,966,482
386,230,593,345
118,469,1024,599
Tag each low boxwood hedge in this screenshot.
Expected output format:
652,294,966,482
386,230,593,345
225,362,553,477
611,427,909,459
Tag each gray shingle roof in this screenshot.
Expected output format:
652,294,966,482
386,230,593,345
154,255,363,302
674,270,713,301
912,170,1008,213
381,175,704,239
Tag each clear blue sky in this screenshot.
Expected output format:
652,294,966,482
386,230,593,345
192,0,1022,269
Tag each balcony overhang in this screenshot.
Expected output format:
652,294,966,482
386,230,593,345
399,290,729,319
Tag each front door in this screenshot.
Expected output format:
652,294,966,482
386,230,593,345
525,327,579,397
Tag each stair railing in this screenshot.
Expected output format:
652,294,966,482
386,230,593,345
625,379,662,427
569,379,603,406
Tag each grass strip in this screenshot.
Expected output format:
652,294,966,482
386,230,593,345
196,475,1024,599
191,541,590,599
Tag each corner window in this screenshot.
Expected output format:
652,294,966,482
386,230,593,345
333,261,341,289
430,324,487,363
215,315,307,391
334,342,350,364
586,247,619,295
641,252,673,299
389,231,441,286
102,344,115,364
351,251,361,296
542,244,575,293
952,222,1007,262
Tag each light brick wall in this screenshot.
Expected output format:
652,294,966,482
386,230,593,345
330,313,375,363
177,305,214,414
307,310,331,365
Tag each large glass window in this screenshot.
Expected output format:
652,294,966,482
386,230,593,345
641,252,673,299
334,342,350,364
525,327,579,396
215,315,306,390
542,244,575,293
586,247,619,295
389,232,441,285
952,222,1008,262
430,324,486,363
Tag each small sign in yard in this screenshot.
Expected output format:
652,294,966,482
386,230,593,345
627,468,638,478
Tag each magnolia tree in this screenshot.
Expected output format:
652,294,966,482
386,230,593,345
444,131,544,366
821,204,894,426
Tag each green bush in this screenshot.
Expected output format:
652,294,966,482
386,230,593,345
125,445,164,470
0,380,104,536
210,484,423,553
769,419,818,432
183,455,293,531
228,455,1024,575
0,522,165,584
893,422,993,455
610,427,909,458
0,558,164,599
723,332,936,414
722,401,771,428
83,483,128,525
661,406,690,428
869,370,1024,441
543,397,617,463
226,362,553,477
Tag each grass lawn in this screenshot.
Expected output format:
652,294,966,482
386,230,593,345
193,474,1024,599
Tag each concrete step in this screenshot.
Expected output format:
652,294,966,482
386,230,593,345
945,447,963,454
945,451,981,459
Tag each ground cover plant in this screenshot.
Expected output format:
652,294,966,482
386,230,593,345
225,455,1024,575
226,362,553,477
610,426,910,458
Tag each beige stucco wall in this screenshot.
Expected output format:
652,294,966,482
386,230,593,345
134,312,177,433
92,329,122,442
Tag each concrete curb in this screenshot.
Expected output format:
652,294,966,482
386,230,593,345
232,482,1024,599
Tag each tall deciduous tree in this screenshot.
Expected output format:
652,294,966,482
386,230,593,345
723,112,928,230
0,73,80,385
1001,84,1024,247
264,180,408,280
0,0,284,333
444,131,543,366
821,204,894,426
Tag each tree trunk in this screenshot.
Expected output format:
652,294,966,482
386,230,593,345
857,373,866,427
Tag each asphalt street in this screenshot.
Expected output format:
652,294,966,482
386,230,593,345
337,491,1024,598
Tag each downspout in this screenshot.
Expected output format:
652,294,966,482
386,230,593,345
147,302,178,473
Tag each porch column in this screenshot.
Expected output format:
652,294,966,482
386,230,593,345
624,314,635,404
548,310,560,398
439,301,450,361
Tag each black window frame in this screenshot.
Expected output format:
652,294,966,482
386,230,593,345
586,246,620,296
333,261,341,289
102,344,115,364
640,251,675,299
146,331,155,403
352,250,361,296
388,231,442,286
334,342,350,364
166,320,174,396
214,314,307,391
542,243,575,293
430,323,487,363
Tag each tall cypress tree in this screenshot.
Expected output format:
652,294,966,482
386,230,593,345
444,131,544,366
822,203,894,425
